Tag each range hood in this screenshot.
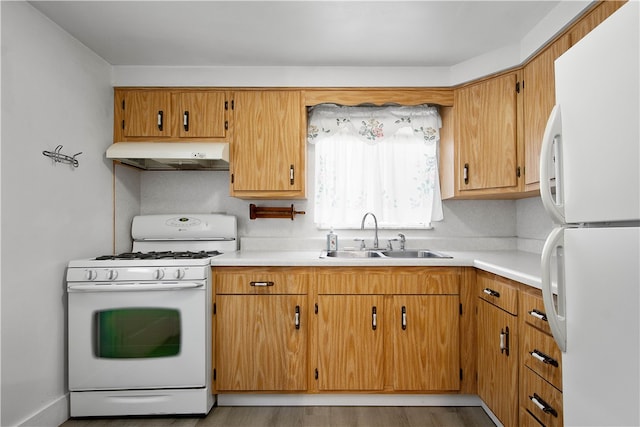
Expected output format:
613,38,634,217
106,142,229,171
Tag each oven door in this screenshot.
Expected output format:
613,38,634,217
68,282,207,391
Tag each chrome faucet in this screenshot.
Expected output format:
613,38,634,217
360,212,379,249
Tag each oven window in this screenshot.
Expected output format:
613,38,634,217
94,308,181,358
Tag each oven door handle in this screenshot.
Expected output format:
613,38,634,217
67,282,204,292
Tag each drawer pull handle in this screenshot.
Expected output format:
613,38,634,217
530,349,559,367
157,111,164,131
529,309,548,322
529,393,558,417
372,306,377,331
294,305,300,330
250,281,274,287
483,288,500,298
401,306,407,330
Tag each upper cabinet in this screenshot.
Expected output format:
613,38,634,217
230,90,306,199
522,35,570,191
114,88,230,142
441,0,624,199
452,71,521,197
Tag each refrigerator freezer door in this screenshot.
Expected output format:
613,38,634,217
554,1,639,224
562,227,639,426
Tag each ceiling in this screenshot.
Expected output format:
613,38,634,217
30,1,561,68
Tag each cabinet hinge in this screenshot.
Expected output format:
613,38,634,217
315,303,318,314
516,166,521,178
121,100,125,109
213,303,216,315
314,369,318,380
121,120,125,130
213,369,216,381
460,369,463,381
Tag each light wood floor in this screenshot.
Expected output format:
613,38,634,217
60,406,496,427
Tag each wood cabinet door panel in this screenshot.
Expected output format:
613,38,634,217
456,72,518,191
523,37,570,187
317,295,384,391
177,91,227,138
232,90,304,193
123,90,172,137
392,296,460,391
478,299,519,427
216,294,307,391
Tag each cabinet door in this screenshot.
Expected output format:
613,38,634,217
392,295,460,391
317,295,384,391
123,90,172,138
477,299,519,427
176,91,227,138
231,90,305,196
455,72,518,192
523,37,570,189
216,294,307,391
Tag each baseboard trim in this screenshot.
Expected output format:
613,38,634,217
18,393,69,427
217,393,483,407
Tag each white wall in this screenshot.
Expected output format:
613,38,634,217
112,2,592,87
139,143,519,252
1,2,113,426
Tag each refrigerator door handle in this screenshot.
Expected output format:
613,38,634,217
541,226,567,352
540,105,565,224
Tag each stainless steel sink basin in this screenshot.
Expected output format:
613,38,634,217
380,250,452,259
323,250,383,258
321,249,451,259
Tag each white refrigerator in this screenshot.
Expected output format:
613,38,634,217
539,2,639,426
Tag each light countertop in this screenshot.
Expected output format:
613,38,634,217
211,249,543,290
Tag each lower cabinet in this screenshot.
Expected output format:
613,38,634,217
519,288,564,427
213,267,310,392
316,267,462,393
477,271,519,427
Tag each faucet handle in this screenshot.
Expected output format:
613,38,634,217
386,238,399,251
353,238,366,250
397,233,406,250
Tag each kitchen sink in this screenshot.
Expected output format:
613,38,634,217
323,250,383,258
379,249,452,259
321,249,451,259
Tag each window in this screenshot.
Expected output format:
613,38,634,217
308,104,443,229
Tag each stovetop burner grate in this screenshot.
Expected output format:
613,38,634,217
95,250,222,261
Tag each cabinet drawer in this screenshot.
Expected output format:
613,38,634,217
522,324,563,390
522,367,563,427
477,272,518,315
214,267,309,294
521,289,553,335
520,408,545,427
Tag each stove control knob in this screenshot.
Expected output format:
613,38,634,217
174,269,186,280
85,269,98,281
106,269,118,280
154,269,165,280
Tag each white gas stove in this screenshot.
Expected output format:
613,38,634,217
66,214,236,417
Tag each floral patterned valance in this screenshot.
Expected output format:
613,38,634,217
307,104,441,145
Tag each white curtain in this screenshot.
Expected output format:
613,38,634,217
308,104,443,229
